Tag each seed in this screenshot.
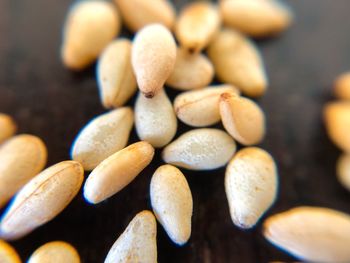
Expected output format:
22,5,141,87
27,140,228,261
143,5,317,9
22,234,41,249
150,165,192,245
175,2,221,53
324,101,350,152
71,107,134,171
220,0,292,38
132,24,176,98
97,39,137,108
162,128,236,170
225,147,277,228
28,241,80,263
114,0,175,32
263,206,350,262
219,92,265,145
334,72,350,100
0,113,16,145
0,134,47,208
84,141,154,204
166,48,214,91
336,153,350,191
207,28,268,97
104,210,157,263
0,240,21,263
174,84,240,127
61,1,120,70
0,161,84,240
135,89,177,148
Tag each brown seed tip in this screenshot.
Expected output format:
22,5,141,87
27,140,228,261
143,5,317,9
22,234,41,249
144,91,155,98
220,92,235,101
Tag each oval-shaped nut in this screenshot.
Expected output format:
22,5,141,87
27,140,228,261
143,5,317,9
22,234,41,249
28,241,80,263
220,0,292,38
263,206,350,262
0,240,21,263
334,72,350,100
207,29,268,97
135,89,177,148
132,24,176,98
61,1,120,70
162,128,236,170
104,210,157,263
336,153,350,191
175,2,221,53
324,101,350,152
166,48,214,91
97,39,137,108
0,161,84,240
150,165,192,245
174,84,240,127
0,134,47,208
225,147,277,228
0,113,16,144
84,141,154,204
71,107,134,171
220,92,265,145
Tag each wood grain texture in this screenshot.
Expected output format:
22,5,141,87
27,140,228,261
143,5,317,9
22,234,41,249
1,0,350,262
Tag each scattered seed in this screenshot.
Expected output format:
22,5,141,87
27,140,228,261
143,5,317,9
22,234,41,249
0,113,16,145
0,240,21,263
334,72,350,100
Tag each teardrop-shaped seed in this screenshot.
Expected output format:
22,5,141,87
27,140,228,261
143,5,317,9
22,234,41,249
0,134,47,208
162,128,236,170
207,28,268,97
97,39,137,108
174,84,240,127
166,48,214,91
61,1,120,70
334,72,350,100
264,206,350,262
0,240,21,263
0,113,16,144
135,89,177,148
0,161,84,240
175,2,221,53
150,165,193,245
104,210,157,263
225,147,277,228
132,24,176,98
71,107,134,171
336,153,350,191
84,141,154,204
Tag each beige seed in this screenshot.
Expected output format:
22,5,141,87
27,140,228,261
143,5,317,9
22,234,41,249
225,147,277,229
104,210,157,263
162,128,236,170
150,165,192,245
220,0,292,38
135,89,177,148
61,1,120,70
0,161,84,240
0,134,47,208
174,84,240,127
207,28,268,97
97,39,137,108
84,141,154,204
166,48,214,91
334,72,350,100
28,241,80,263
0,113,16,144
324,101,350,152
132,24,176,98
0,240,21,263
114,0,175,32
336,153,350,191
263,206,350,262
175,2,221,53
219,92,265,145
71,107,134,171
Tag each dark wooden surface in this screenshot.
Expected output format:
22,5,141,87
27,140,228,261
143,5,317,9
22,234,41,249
1,0,350,262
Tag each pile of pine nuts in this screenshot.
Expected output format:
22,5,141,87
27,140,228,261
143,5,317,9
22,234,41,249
1,0,350,262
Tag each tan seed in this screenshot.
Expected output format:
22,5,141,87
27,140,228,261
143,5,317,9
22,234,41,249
0,240,21,263
0,113,16,144
336,153,350,191
263,206,350,262
0,134,47,208
0,161,84,240
334,72,350,100
84,141,154,204
132,24,176,98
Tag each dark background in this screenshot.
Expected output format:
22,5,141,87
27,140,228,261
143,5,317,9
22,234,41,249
1,0,350,262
